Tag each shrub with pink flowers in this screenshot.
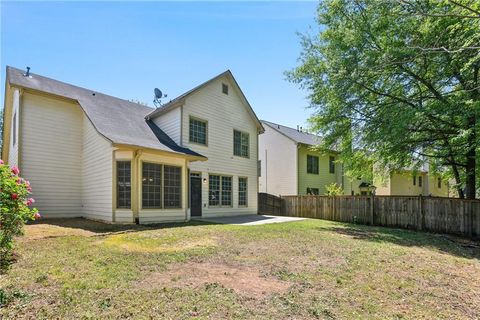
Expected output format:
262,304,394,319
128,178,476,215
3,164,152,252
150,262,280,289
0,159,39,273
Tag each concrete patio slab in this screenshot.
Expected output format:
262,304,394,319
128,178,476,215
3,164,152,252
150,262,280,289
193,214,305,226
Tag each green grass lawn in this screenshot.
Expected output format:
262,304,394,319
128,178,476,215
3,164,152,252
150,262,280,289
1,218,479,319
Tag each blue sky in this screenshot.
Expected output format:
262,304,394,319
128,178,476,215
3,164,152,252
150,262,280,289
1,1,318,128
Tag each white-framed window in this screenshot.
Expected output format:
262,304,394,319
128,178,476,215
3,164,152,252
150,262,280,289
209,174,232,207
142,162,182,209
116,161,131,209
238,177,248,207
233,130,249,158
189,116,208,145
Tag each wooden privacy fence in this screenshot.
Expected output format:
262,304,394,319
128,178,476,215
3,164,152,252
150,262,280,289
258,193,285,215
260,194,480,238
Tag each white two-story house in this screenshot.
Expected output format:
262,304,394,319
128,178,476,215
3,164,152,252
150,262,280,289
2,66,264,224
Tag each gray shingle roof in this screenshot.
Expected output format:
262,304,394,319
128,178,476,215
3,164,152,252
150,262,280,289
6,66,204,158
261,120,321,146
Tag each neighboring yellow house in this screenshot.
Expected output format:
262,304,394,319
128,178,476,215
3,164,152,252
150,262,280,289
374,169,451,197
258,120,453,198
258,120,371,196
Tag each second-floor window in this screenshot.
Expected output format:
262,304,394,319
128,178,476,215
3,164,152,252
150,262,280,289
307,155,319,174
189,116,207,145
419,176,423,187
438,177,442,189
329,156,335,174
234,130,249,158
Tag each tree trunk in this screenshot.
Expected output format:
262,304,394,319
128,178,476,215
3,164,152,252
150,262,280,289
465,115,476,199
450,161,465,199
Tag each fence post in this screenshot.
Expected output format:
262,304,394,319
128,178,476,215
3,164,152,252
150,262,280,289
419,195,425,231
369,194,375,225
467,201,473,238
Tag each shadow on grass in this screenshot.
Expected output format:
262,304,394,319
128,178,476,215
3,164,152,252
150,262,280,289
319,224,480,260
28,218,218,235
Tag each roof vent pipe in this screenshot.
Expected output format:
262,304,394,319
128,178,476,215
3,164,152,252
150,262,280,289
297,125,299,132
24,66,31,77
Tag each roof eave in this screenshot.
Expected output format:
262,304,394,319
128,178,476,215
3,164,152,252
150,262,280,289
145,99,185,119
112,143,207,161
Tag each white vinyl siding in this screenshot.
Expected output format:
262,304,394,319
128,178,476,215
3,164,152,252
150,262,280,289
82,117,113,222
152,107,181,145
8,88,20,167
258,124,298,196
181,76,259,217
20,93,83,218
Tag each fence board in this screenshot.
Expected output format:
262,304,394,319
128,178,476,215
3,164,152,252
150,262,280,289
260,193,480,238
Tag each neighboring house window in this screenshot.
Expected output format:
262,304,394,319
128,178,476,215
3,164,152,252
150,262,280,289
189,117,207,145
438,177,442,189
12,112,16,146
307,155,319,174
307,187,319,195
257,160,261,177
222,83,229,95
238,177,248,206
163,166,182,208
329,156,335,174
413,175,416,186
419,176,423,187
233,130,249,158
142,162,162,209
209,174,232,206
116,161,131,209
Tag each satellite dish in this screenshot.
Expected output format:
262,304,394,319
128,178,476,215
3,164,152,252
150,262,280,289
154,88,163,99
153,88,167,108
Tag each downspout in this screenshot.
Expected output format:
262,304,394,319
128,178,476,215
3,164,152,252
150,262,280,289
265,149,268,194
296,143,300,195
185,158,189,222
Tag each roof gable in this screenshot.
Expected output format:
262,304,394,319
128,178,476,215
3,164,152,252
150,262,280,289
147,70,264,133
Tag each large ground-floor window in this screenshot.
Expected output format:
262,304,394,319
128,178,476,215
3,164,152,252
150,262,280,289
209,174,232,207
142,162,182,209
238,177,248,207
116,161,131,209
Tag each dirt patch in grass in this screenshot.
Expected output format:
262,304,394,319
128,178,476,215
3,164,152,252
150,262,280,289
102,233,219,253
24,223,99,239
135,261,291,298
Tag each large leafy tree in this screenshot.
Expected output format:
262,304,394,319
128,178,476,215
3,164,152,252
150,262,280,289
289,0,480,199
0,108,3,153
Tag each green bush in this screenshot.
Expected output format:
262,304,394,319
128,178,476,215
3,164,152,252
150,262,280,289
0,159,39,273
324,183,343,196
